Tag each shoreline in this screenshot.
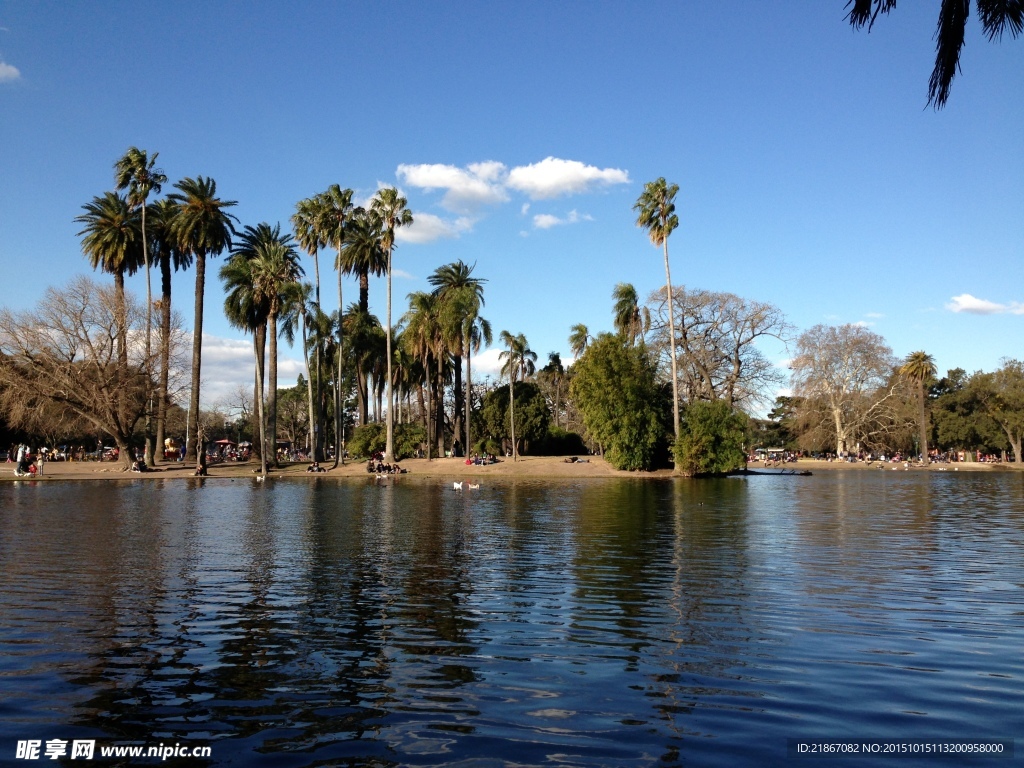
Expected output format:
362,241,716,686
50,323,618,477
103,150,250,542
3,455,1018,482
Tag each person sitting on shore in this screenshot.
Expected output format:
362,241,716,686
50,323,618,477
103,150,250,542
307,461,325,473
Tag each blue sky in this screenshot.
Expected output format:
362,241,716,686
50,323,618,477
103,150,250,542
1,2,1021,408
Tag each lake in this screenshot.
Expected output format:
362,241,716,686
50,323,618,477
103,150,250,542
1,472,1021,766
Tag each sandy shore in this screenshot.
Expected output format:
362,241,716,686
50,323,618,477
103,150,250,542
3,455,1017,482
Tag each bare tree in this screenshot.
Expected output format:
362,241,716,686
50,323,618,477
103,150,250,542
0,276,161,470
647,286,791,410
790,324,910,455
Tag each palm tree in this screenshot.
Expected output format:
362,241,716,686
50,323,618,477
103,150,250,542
168,176,237,466
221,249,268,471
369,187,413,462
542,352,566,429
280,280,318,461
429,260,489,456
568,323,591,359
403,291,444,460
848,0,1023,108
292,194,326,459
234,223,303,467
339,208,388,425
318,185,356,465
612,282,650,346
499,330,537,462
634,177,681,441
114,148,167,467
147,198,189,460
76,192,143,370
899,351,937,463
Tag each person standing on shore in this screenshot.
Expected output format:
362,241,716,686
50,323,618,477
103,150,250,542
36,451,44,476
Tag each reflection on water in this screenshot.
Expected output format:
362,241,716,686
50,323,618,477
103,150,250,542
1,472,1022,766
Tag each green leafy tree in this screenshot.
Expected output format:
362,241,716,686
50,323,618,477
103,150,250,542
168,176,237,465
674,399,749,476
569,332,668,471
479,382,550,456
973,359,1024,461
898,351,937,461
634,178,681,440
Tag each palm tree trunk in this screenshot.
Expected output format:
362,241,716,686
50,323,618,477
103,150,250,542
918,381,929,463
663,241,681,442
141,203,155,468
334,254,344,467
509,377,517,462
254,336,268,479
465,349,473,456
453,355,464,456
155,253,172,461
188,253,206,466
252,323,266,461
302,312,317,463
425,357,432,460
385,253,395,462
268,309,279,467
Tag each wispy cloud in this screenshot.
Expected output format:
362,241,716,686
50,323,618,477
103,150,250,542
532,209,593,230
946,293,1024,315
0,60,21,82
507,157,629,199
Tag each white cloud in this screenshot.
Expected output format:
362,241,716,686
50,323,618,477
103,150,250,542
396,212,474,244
532,209,593,229
196,334,305,408
852,320,874,328
946,293,1024,315
0,60,20,82
396,161,509,213
521,203,530,216
507,157,630,199
472,347,506,379
865,312,884,319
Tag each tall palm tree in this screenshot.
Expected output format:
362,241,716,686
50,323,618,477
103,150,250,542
280,280,318,461
168,176,237,466
568,323,591,359
221,249,268,469
612,282,650,346
403,291,444,460
318,185,356,465
634,177,681,441
542,352,566,429
339,208,387,425
76,192,143,370
848,0,1023,108
899,351,937,463
234,223,303,468
114,147,167,466
147,198,190,460
369,187,413,462
292,194,326,459
429,260,489,456
499,330,537,462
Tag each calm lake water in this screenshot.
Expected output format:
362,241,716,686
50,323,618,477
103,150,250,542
1,472,1021,766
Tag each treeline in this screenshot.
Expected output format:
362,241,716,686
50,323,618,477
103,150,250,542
1,161,1020,474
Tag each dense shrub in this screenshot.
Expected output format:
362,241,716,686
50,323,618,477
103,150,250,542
348,423,426,460
674,400,749,476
